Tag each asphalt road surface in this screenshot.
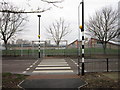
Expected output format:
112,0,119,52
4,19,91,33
2,58,119,75
22,58,78,75
2,58,78,75
2,60,36,74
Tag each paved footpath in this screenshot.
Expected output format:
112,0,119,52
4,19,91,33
20,58,86,89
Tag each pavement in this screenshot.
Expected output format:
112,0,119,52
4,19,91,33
19,74,86,90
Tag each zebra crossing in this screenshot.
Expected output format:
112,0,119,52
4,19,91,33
32,59,74,74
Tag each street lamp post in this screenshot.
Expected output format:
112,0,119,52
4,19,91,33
38,15,41,58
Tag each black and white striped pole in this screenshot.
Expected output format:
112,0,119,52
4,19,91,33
80,0,85,76
38,15,41,58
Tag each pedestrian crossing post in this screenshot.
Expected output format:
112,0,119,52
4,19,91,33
38,15,41,58
81,0,85,76
80,25,85,76
80,0,85,76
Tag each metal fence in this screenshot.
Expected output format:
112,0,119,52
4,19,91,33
1,43,119,59
78,58,119,73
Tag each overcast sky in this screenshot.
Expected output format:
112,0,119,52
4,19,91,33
1,0,119,44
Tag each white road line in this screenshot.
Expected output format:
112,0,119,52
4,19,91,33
38,63,68,66
33,63,36,65
42,61,66,63
22,60,39,74
79,67,87,72
35,67,71,69
32,70,74,73
40,62,67,64
17,80,25,89
35,60,38,63
32,60,39,65
26,68,30,70
22,71,26,74
43,60,65,61
30,65,33,67
38,64,69,66
70,59,78,66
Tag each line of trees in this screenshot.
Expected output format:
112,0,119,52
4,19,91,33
0,0,64,50
0,0,119,53
0,2,27,50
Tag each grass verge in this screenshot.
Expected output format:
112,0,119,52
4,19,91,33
2,72,28,89
80,72,119,89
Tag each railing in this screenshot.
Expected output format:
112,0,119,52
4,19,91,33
79,58,119,73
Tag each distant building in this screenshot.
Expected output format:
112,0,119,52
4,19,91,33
16,39,23,44
0,45,5,50
16,39,32,45
68,39,88,48
68,40,81,48
68,38,120,49
88,38,120,49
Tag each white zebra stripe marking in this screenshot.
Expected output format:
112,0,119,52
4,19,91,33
38,64,69,66
32,70,74,73
35,67,71,70
41,62,65,63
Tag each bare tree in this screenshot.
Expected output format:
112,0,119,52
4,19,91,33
46,18,71,46
85,7,119,53
0,2,27,50
0,0,64,13
0,0,64,50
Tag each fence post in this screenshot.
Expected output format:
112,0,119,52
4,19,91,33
28,49,29,56
106,58,109,72
21,43,23,57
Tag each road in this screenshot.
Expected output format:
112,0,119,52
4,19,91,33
2,60,36,74
2,58,78,75
22,58,78,75
2,58,119,75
